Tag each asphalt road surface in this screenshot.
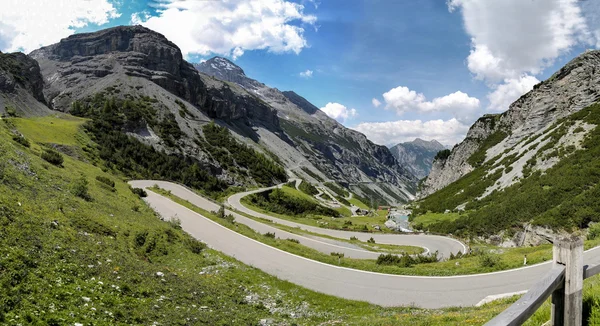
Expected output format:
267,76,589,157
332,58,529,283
129,180,600,308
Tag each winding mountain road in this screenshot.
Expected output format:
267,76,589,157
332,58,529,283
129,180,600,308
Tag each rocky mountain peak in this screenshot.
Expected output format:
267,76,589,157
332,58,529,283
389,138,446,180
193,56,259,90
410,138,445,151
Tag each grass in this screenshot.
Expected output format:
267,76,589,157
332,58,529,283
12,114,88,146
349,197,370,209
412,211,461,228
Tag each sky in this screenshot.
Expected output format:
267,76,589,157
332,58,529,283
1,0,600,146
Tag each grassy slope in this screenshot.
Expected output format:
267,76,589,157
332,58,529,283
4,115,600,325
417,103,600,236
349,197,369,209
0,114,543,325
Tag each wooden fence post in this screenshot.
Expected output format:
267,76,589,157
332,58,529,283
551,236,584,326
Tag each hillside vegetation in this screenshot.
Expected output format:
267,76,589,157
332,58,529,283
71,95,285,198
416,103,600,236
0,113,556,325
245,186,340,217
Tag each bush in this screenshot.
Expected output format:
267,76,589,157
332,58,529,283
71,176,92,201
131,187,147,198
350,236,358,241
41,149,63,166
5,106,17,117
589,223,600,240
186,237,206,254
95,175,115,188
264,232,276,238
286,238,300,244
12,135,30,147
376,252,439,268
478,252,501,268
367,237,375,244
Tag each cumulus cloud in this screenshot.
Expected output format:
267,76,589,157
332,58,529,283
448,0,591,83
487,75,540,113
371,98,382,108
353,119,469,146
299,69,313,78
132,0,316,58
381,86,480,122
0,0,120,53
320,102,357,123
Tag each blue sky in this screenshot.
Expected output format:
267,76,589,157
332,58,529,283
1,0,599,145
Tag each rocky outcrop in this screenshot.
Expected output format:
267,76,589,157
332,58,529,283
421,49,600,197
0,52,50,116
196,57,417,204
389,138,446,179
30,25,278,127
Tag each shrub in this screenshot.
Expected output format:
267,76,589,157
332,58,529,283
131,187,147,198
95,175,115,188
588,223,600,240
435,149,451,161
12,135,30,147
376,252,439,268
350,236,358,241
41,149,63,166
367,237,375,244
286,238,300,244
478,252,501,268
71,176,92,201
5,106,17,117
186,237,206,254
168,216,182,229
264,232,276,238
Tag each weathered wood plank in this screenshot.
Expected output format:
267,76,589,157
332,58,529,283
485,265,566,326
553,236,583,326
584,263,600,279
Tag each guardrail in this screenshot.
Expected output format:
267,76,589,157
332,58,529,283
486,236,600,326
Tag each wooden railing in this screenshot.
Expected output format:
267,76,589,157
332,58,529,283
486,236,600,326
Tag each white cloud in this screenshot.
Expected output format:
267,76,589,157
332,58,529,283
381,86,480,122
353,119,470,146
133,0,316,59
487,75,540,113
448,0,591,83
320,102,357,123
0,0,120,53
299,69,313,78
371,98,382,108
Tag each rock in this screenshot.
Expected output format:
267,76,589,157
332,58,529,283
197,57,418,204
421,50,600,197
389,138,446,179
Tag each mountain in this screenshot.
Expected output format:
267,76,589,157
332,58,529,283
415,49,600,236
195,57,417,204
15,25,413,204
0,51,50,116
389,138,446,179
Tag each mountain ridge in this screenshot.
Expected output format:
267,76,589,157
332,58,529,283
196,55,417,203
389,138,446,180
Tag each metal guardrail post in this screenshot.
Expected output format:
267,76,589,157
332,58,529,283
551,236,583,326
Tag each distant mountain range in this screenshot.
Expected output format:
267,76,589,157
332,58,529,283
389,138,446,179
